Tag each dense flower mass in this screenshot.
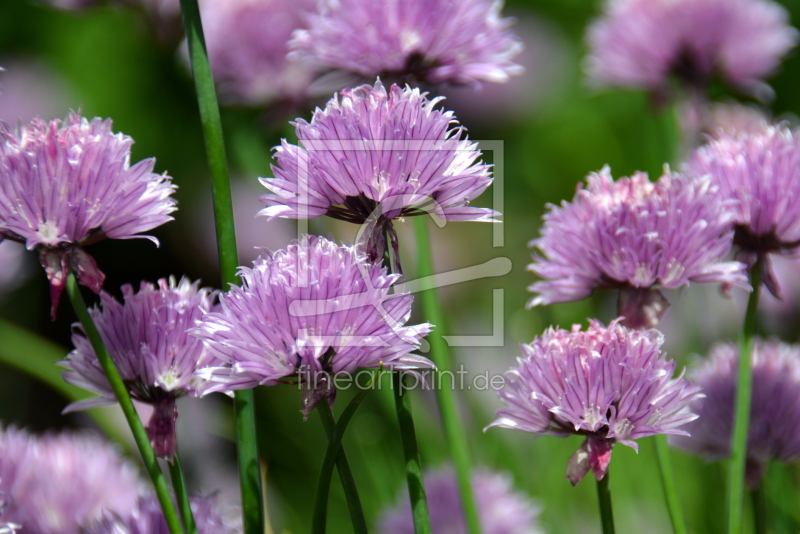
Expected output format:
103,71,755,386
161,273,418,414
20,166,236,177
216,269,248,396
378,467,543,534
586,0,798,97
260,80,496,269
0,427,142,534
487,320,702,485
86,494,240,534
686,125,800,296
0,112,176,316
60,277,219,458
528,166,748,329
200,0,315,106
289,0,522,86
671,340,800,486
192,235,434,417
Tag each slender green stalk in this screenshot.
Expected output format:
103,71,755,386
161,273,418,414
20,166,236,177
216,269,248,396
178,1,264,532
393,372,432,534
412,217,481,534
316,402,368,534
312,373,379,534
596,472,616,534
65,273,184,534
752,484,768,534
169,453,199,534
728,257,764,534
653,435,688,534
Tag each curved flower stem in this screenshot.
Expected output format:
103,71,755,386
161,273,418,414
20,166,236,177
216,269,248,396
169,452,199,534
653,434,688,534
65,273,184,534
312,373,379,534
178,1,264,533
316,401,368,534
393,372,432,534
412,217,481,534
728,256,764,534
597,472,616,534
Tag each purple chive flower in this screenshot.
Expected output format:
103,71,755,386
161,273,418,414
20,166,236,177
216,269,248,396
86,494,240,534
686,125,800,297
59,277,219,459
378,466,543,534
486,320,702,485
0,427,142,534
586,0,798,100
528,166,749,329
289,0,522,87
672,340,800,486
191,235,434,418
260,80,496,271
0,112,176,318
198,0,316,107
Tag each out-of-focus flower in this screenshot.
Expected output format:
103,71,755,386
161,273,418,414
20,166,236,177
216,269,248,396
671,340,800,486
198,0,316,107
86,494,240,534
686,125,800,296
378,466,543,534
60,277,219,459
260,80,496,272
289,0,522,87
0,427,142,534
192,235,434,418
528,166,748,329
586,0,798,99
0,112,176,318
0,59,70,125
0,241,26,299
486,319,702,485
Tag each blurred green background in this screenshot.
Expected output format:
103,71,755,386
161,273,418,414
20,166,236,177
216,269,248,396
2,0,800,532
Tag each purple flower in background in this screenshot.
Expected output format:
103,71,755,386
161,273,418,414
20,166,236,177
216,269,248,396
192,235,434,418
86,494,240,534
586,0,798,99
260,80,496,271
378,467,543,534
0,112,176,318
528,166,748,329
197,0,316,107
60,277,219,459
671,340,800,487
486,320,702,485
686,125,800,297
289,0,522,87
0,427,142,534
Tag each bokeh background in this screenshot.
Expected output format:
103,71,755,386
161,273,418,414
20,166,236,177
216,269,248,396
2,0,800,532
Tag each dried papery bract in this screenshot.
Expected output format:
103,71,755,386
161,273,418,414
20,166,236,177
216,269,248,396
671,340,800,487
528,166,749,329
60,277,220,459
192,235,434,419
487,320,702,485
378,467,544,534
0,112,176,318
290,0,522,87
686,125,800,296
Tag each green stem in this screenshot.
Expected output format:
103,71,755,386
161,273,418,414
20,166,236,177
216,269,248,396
752,483,768,534
412,217,481,534
65,273,184,534
312,374,379,534
597,472,616,534
178,1,264,532
393,372,432,534
169,453,199,534
316,401,368,534
653,434,688,534
728,256,764,534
